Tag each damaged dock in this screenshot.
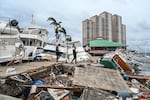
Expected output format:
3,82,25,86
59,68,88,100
0,61,134,100
73,63,131,92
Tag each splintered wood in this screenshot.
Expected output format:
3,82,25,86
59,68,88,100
73,65,131,92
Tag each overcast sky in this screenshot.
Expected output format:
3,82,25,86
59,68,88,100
0,0,150,52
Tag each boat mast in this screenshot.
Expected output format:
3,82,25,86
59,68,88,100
31,14,36,27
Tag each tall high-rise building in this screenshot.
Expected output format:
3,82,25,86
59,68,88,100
90,15,99,40
82,11,126,46
121,24,126,44
99,12,112,42
82,19,93,46
112,14,122,43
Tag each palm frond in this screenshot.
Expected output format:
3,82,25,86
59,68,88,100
50,21,57,25
59,27,67,35
47,17,57,22
55,27,59,33
58,21,62,24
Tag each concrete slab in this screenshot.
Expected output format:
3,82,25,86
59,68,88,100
73,65,131,92
0,61,55,78
0,94,22,100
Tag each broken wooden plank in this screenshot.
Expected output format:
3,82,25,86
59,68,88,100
18,84,84,91
128,75,150,80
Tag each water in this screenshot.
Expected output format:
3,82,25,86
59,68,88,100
134,55,150,76
137,62,150,76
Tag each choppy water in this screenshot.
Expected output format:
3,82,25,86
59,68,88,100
137,62,150,76
134,55,150,76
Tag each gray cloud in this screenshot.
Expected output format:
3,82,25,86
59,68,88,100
1,0,150,52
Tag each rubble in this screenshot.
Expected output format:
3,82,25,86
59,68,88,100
0,57,149,100
79,87,117,100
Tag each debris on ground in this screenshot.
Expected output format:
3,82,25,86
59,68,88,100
0,55,149,100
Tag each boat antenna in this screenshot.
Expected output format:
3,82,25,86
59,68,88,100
31,14,36,26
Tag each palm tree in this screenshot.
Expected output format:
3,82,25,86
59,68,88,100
59,27,66,35
59,27,72,42
59,27,67,41
48,17,71,42
47,17,62,41
48,17,72,62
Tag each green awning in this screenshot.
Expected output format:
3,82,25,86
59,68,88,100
90,39,126,47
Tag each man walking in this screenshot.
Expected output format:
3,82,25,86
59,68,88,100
56,44,60,62
71,44,77,64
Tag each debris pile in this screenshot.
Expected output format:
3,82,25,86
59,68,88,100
0,56,149,100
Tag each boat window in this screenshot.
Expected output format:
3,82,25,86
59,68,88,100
30,41,32,46
22,40,25,45
40,41,42,47
43,42,46,47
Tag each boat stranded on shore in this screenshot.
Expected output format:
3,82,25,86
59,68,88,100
0,17,50,64
0,17,90,65
0,19,24,64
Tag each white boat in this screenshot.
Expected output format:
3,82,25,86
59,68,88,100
15,15,49,61
20,25,49,60
0,16,49,63
43,41,91,62
67,41,91,62
0,19,24,64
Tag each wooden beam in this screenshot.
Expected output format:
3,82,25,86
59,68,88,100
18,84,84,91
128,75,150,80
